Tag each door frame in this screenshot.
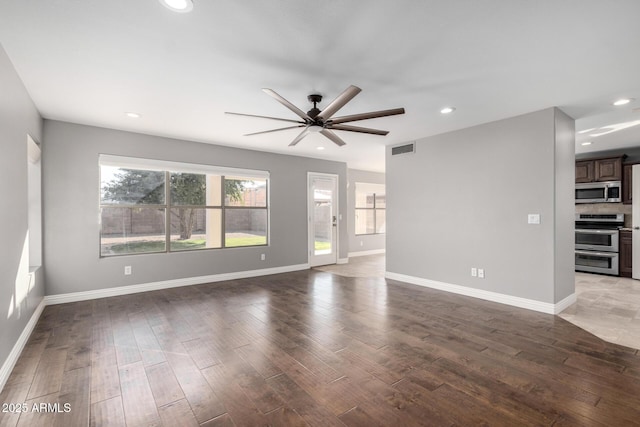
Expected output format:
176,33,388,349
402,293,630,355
632,164,640,279
307,172,339,267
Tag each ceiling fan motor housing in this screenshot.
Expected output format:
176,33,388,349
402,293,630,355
307,94,323,119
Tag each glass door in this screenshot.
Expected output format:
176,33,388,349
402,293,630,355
308,173,338,267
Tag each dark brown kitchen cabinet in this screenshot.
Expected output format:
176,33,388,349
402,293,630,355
575,160,595,183
623,163,633,204
595,157,622,181
619,230,632,278
575,155,624,184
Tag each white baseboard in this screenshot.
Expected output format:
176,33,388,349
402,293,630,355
337,258,349,265
348,249,385,258
554,293,577,314
0,299,46,392
385,272,575,315
45,263,310,305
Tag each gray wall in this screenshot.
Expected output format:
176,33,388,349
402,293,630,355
0,44,44,368
348,169,385,254
43,121,348,295
554,110,576,302
386,108,574,304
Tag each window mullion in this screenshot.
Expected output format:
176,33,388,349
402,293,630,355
221,175,226,248
165,171,170,252
373,192,376,234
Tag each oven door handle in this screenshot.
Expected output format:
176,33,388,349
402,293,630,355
575,250,618,257
575,229,619,235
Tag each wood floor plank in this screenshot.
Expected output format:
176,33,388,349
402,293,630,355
181,337,222,370
110,309,142,367
162,350,226,423
64,317,93,372
55,366,91,427
265,406,307,426
266,373,346,427
118,361,161,426
145,361,185,407
90,354,120,404
90,396,125,427
234,343,282,379
219,351,285,414
200,363,268,426
157,399,199,427
129,311,166,367
26,346,67,400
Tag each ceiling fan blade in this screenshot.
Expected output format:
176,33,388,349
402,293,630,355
244,125,306,136
329,124,389,136
226,112,304,124
289,127,310,146
262,88,311,121
316,85,361,121
320,129,346,147
329,107,405,125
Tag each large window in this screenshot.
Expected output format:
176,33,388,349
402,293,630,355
355,182,385,235
99,156,268,257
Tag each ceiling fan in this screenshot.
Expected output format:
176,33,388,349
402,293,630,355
226,85,405,147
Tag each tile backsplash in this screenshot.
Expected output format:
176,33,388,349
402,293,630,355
575,203,632,227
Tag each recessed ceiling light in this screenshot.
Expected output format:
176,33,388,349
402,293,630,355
316,146,325,150
159,0,194,13
440,107,455,114
125,112,141,118
581,141,592,146
613,98,633,106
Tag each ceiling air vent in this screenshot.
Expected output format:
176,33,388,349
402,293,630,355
391,142,415,156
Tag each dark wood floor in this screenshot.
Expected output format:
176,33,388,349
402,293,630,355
2,269,640,426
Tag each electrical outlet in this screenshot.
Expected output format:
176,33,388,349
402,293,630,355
124,266,132,275
471,267,477,277
528,214,540,224
360,241,364,247
260,254,265,261
478,268,485,278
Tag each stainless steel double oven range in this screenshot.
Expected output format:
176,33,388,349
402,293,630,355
575,213,624,276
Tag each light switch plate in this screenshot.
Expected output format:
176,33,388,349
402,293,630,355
528,214,541,224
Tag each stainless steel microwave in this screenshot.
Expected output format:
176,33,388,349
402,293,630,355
575,181,621,204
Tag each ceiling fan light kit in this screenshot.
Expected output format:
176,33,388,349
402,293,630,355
226,85,405,147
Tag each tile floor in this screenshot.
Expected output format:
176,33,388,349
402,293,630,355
559,272,640,350
315,255,640,351
313,253,386,278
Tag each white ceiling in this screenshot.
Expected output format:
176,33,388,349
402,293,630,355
1,0,639,172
